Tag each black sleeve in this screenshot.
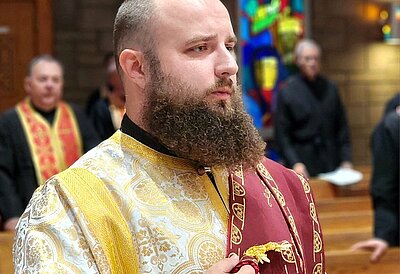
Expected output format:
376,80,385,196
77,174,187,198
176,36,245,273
275,88,300,167
0,112,25,220
371,112,400,246
89,100,114,141
71,105,101,152
334,86,352,163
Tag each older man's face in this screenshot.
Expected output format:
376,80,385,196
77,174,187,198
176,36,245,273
297,46,320,81
25,61,64,112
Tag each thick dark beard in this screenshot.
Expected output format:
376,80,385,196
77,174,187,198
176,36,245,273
143,55,266,169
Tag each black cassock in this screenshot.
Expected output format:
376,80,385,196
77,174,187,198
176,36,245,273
89,97,118,141
371,111,399,246
0,103,100,222
275,74,352,176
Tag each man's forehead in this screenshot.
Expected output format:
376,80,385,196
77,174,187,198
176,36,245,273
153,0,233,35
32,61,62,75
155,0,229,19
301,46,319,56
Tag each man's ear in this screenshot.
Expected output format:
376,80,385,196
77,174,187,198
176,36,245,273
24,76,31,94
119,49,146,89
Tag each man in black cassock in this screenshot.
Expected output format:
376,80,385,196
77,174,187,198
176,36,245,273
275,39,352,177
0,55,100,230
352,93,399,262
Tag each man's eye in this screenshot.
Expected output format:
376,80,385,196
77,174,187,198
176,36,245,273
226,45,235,52
192,45,208,52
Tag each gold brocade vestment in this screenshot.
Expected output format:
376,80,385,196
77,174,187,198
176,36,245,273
14,131,229,273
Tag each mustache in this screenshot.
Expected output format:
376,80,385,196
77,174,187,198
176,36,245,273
205,78,234,95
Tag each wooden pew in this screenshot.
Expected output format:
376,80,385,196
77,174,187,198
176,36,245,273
309,179,336,199
323,228,372,251
316,196,372,213
0,232,14,274
325,248,400,274
318,210,372,232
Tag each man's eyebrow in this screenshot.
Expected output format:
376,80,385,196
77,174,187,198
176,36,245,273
184,34,237,46
185,34,218,46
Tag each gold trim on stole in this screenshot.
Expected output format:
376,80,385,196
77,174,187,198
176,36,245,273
57,168,139,274
16,99,82,185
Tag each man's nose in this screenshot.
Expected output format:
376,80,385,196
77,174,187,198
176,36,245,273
215,48,238,79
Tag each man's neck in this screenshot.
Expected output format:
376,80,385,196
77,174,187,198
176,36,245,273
30,102,57,125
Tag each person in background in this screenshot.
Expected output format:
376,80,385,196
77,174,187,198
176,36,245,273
352,93,399,262
85,52,115,115
13,1,325,273
89,58,126,140
0,55,100,231
275,39,352,177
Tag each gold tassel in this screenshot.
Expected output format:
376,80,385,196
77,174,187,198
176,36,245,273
243,242,292,264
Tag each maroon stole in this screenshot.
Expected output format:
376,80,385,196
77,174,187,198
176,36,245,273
227,157,324,273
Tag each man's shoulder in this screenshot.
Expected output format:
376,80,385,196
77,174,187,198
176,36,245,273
0,107,21,130
0,107,18,121
261,158,298,179
280,74,305,95
62,101,84,115
259,157,308,190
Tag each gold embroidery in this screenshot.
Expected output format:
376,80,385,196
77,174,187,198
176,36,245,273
135,219,179,272
233,181,245,197
314,231,322,253
264,187,273,207
313,263,323,274
172,200,203,225
272,187,286,207
198,241,224,270
280,241,296,263
232,203,245,221
231,224,242,245
134,180,169,205
310,203,318,222
288,216,299,238
296,173,311,193
257,163,274,180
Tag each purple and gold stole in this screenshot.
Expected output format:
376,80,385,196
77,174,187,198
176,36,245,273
227,157,325,273
16,99,82,185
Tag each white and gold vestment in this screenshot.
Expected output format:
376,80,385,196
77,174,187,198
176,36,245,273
14,131,229,273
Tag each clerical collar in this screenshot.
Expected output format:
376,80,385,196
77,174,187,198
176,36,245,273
30,102,56,125
120,114,176,156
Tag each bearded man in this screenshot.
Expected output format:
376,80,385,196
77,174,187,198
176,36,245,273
14,0,325,273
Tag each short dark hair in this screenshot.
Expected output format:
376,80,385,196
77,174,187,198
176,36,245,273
113,0,156,74
27,54,64,76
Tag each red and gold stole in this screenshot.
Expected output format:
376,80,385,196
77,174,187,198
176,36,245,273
227,157,324,274
16,99,83,185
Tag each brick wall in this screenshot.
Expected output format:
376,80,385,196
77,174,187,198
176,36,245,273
53,0,122,104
